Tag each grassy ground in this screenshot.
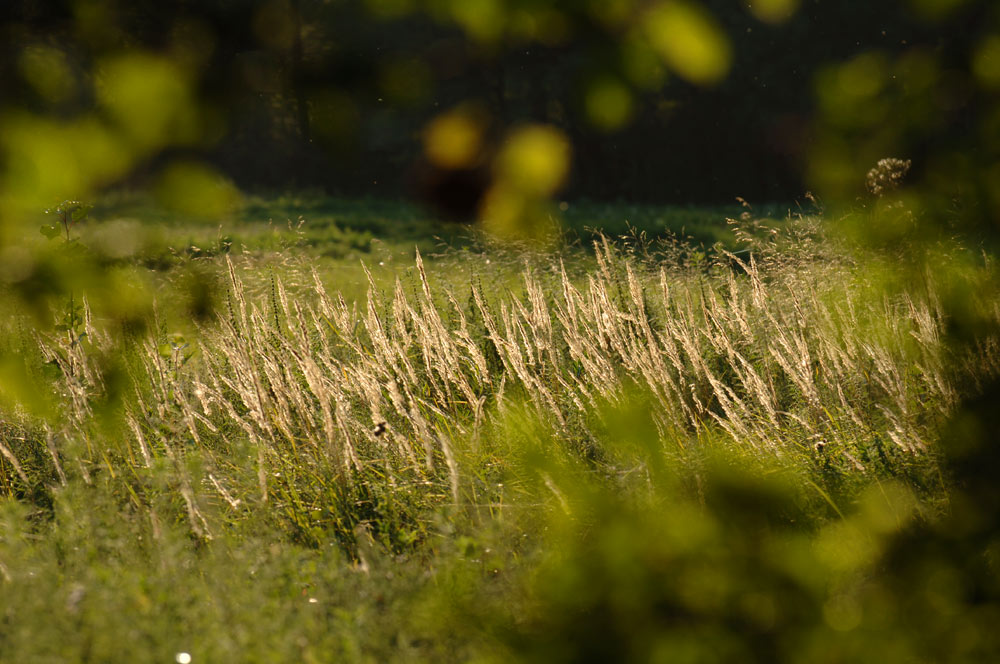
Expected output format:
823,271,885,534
90,189,792,256
1,193,999,662
78,191,801,319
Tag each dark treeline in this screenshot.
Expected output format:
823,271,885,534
0,1,983,206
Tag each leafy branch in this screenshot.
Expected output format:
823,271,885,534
41,200,92,243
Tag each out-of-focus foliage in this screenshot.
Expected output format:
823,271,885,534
1,0,934,213
641,1,731,86
4,214,997,660
423,105,486,170
2,1,1000,662
482,124,570,238
153,161,242,220
0,0,725,311
449,392,1000,663
749,0,800,24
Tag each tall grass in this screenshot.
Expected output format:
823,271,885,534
4,219,996,540
1,217,999,661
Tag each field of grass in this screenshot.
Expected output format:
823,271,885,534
2,194,999,662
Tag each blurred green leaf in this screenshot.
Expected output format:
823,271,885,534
642,1,731,86
71,204,92,223
749,0,800,24
39,224,61,240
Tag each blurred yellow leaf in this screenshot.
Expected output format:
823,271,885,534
496,124,570,196
857,482,917,535
622,35,669,89
0,354,54,419
585,78,635,131
748,0,800,24
823,594,863,632
480,183,526,237
587,0,636,28
972,35,1000,90
508,8,571,46
815,521,879,573
423,107,485,169
908,0,969,20
0,115,129,214
480,183,560,242
643,1,731,86
482,124,570,240
154,161,242,220
96,53,199,152
448,0,504,43
1,117,86,209
806,136,859,199
815,52,890,128
836,52,888,100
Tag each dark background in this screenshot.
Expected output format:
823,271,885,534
0,1,985,207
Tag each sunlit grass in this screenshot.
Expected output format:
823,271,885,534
1,197,998,662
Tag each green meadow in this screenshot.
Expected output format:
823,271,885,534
3,1,999,661
2,195,998,662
